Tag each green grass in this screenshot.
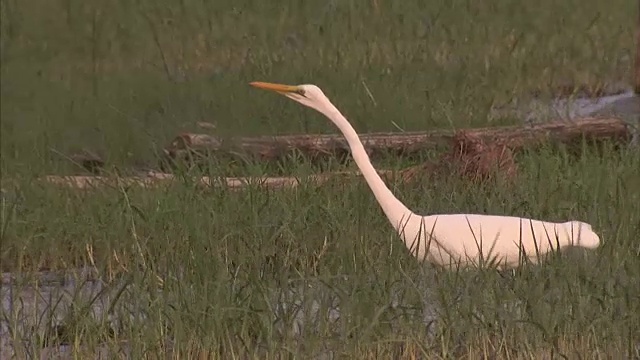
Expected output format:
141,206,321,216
2,144,639,358
1,0,639,358
0,0,635,172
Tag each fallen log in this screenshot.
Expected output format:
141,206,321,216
163,118,632,167
39,170,395,191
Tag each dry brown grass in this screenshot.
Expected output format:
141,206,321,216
401,130,518,185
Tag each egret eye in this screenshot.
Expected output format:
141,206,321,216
296,88,306,97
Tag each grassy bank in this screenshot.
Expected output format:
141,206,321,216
1,0,638,358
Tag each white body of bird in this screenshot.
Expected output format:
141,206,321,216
394,213,598,269
250,81,601,269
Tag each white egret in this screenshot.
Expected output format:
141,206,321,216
250,81,601,269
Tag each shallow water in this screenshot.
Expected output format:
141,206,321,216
550,90,640,120
0,267,147,359
0,267,442,359
491,89,639,131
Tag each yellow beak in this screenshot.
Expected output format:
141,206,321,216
250,81,299,94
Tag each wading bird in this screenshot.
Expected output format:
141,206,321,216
250,81,601,269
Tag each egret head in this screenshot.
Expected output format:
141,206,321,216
250,82,329,113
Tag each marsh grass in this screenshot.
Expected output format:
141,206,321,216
1,0,639,358
1,142,639,358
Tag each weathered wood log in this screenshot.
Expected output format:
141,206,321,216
163,118,632,167
39,170,395,191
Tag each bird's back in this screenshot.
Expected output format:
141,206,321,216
398,213,600,269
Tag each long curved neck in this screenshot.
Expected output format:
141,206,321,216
316,102,415,230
